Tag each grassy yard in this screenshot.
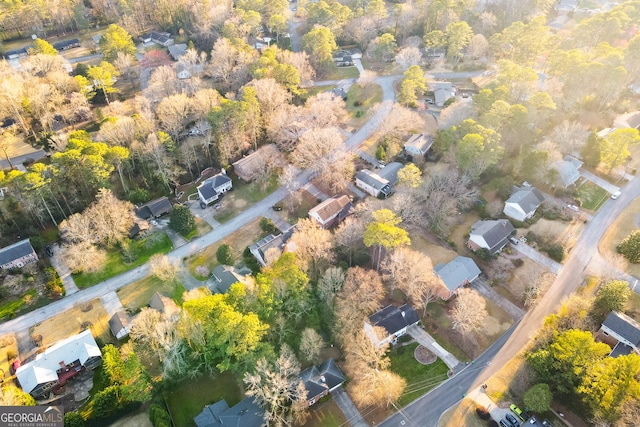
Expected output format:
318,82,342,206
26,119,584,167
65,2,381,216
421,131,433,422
576,181,609,211
599,196,640,277
184,217,212,241
389,343,450,407
320,65,360,80
305,400,348,427
345,83,383,126
410,233,458,267
117,275,183,311
185,218,263,279
73,232,173,288
31,298,113,347
164,372,243,427
213,173,279,223
0,289,37,321
0,334,18,383
439,397,486,427
423,302,469,362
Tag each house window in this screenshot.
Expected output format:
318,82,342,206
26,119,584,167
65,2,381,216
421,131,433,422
309,398,316,405
603,331,609,336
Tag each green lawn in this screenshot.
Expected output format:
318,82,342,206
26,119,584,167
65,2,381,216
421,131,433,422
213,173,279,223
320,65,360,80
389,343,450,407
164,372,244,427
576,181,609,211
0,289,37,321
345,83,383,125
305,400,347,427
117,275,185,310
423,302,469,362
73,232,173,288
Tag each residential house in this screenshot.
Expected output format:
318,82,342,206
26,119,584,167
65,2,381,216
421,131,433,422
431,81,454,106
613,111,640,130
92,34,103,45
299,358,345,406
108,311,131,340
232,144,281,182
176,63,191,79
149,292,180,321
15,330,102,398
467,219,515,255
364,304,419,347
333,50,354,66
4,46,29,59
433,256,481,300
194,397,265,427
147,31,174,46
52,38,80,51
128,221,150,239
551,155,583,188
503,186,545,222
210,265,252,294
135,197,172,219
168,43,187,60
249,227,295,266
404,133,433,157
425,47,446,59
355,162,403,198
0,239,38,270
308,195,353,229
599,311,640,357
197,171,232,206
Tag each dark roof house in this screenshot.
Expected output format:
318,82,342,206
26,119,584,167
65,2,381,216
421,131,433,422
52,38,80,51
404,133,433,157
434,256,481,300
365,304,419,347
135,197,172,219
109,311,131,340
467,219,515,254
600,311,640,357
210,265,252,294
197,172,233,206
299,358,345,406
249,227,295,266
354,162,403,198
149,292,180,321
308,195,353,228
194,397,265,427
0,239,38,270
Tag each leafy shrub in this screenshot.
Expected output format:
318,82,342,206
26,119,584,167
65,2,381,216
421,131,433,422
169,205,196,236
149,403,171,427
617,230,640,263
547,243,565,262
64,412,84,427
511,258,524,268
475,405,491,420
216,244,234,265
259,217,279,235
44,267,65,298
195,266,209,277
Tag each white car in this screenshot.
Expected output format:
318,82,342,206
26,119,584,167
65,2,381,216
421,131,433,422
567,204,580,211
611,190,621,200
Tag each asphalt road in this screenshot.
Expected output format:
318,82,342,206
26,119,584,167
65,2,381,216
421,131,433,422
381,176,640,427
0,76,397,336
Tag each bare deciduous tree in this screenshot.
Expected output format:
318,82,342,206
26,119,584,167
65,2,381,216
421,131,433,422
130,306,181,364
335,267,385,341
149,254,181,283
62,241,108,273
451,288,487,335
299,328,324,362
438,99,477,129
334,217,365,266
156,93,192,141
318,267,345,308
395,46,423,71
381,103,426,138
276,50,315,83
98,116,137,147
466,34,489,59
316,149,355,194
290,127,342,172
288,218,334,278
303,92,347,128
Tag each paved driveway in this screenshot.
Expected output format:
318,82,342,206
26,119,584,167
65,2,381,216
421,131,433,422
580,169,620,194
332,387,368,427
471,279,525,320
49,244,79,295
513,243,563,274
407,325,462,371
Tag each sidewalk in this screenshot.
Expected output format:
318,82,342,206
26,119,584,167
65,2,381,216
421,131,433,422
408,325,462,371
332,387,368,427
49,244,79,295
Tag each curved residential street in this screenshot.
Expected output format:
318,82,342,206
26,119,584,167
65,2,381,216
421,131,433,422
381,175,640,426
0,75,396,337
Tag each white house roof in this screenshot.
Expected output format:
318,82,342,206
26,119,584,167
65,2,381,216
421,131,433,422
434,256,481,292
16,330,100,394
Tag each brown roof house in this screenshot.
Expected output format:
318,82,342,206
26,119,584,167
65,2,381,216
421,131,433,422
0,239,38,270
232,144,283,182
299,359,345,406
365,304,419,347
599,311,640,357
308,195,353,229
467,219,515,255
16,330,102,398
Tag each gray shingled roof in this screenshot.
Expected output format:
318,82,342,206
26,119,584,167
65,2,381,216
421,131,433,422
299,358,345,401
505,187,545,216
355,170,388,190
135,197,172,219
0,239,36,266
377,162,403,185
194,398,264,427
434,256,481,292
368,304,419,336
210,265,251,294
469,219,515,254
603,311,640,348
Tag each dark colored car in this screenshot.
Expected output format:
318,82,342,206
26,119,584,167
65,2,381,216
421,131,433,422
45,245,54,257
505,413,520,427
499,419,511,427
272,205,283,211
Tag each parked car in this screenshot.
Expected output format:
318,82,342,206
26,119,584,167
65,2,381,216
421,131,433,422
611,190,621,199
567,204,580,211
505,412,520,427
509,236,519,245
542,419,554,427
9,359,20,375
45,245,54,257
500,419,512,427
272,205,283,211
510,404,525,421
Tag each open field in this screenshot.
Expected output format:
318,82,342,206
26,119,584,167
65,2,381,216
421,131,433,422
448,212,482,253
213,173,279,223
410,233,458,267
185,217,263,279
31,298,113,347
73,232,173,288
599,197,640,277
389,343,450,407
321,65,360,80
117,275,178,311
345,83,383,127
576,181,609,211
528,217,584,253
164,372,243,427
